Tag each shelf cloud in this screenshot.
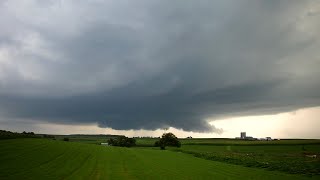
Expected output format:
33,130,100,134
0,0,319,132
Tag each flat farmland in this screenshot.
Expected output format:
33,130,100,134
0,138,317,180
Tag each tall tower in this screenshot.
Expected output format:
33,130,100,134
240,132,246,139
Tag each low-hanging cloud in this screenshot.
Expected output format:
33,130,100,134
0,0,320,132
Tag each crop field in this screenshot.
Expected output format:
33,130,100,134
168,144,320,175
0,139,318,180
37,136,320,175
134,138,320,175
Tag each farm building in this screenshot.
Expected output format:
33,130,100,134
237,132,258,140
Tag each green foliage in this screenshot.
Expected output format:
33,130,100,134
63,137,69,141
107,136,136,147
155,132,181,150
0,139,314,180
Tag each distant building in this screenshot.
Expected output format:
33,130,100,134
236,132,271,141
240,132,246,139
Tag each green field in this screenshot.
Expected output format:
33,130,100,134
168,144,320,175
134,138,320,175
135,138,320,174
34,136,320,176
1,139,318,180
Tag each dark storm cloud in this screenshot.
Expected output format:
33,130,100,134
0,1,319,132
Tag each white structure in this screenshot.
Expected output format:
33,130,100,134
101,143,109,146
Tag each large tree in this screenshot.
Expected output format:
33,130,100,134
155,132,181,150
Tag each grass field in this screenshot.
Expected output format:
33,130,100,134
0,138,318,180
39,135,320,176
135,138,320,175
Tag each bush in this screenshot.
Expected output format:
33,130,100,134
63,137,69,141
107,136,136,147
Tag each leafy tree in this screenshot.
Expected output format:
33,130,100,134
154,132,181,150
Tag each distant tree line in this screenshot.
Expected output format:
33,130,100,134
22,131,35,135
0,130,39,140
69,134,124,138
133,136,161,139
107,136,136,147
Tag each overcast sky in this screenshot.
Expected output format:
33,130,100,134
0,0,319,137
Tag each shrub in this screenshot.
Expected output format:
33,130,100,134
107,136,136,147
63,137,69,141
